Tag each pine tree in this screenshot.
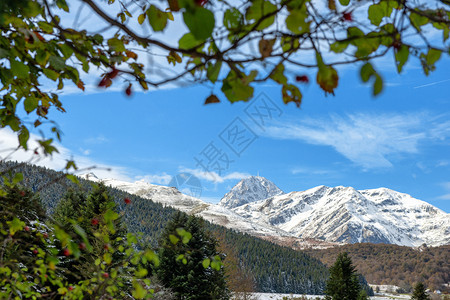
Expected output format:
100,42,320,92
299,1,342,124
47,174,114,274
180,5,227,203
411,282,431,300
53,183,127,281
325,252,362,300
157,212,230,300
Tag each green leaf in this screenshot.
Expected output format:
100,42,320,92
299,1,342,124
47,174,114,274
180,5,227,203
360,62,375,82
373,74,383,95
12,172,23,184
183,7,215,41
221,70,256,102
38,21,54,33
10,60,30,79
206,61,222,83
286,8,310,34
359,63,383,95
330,41,349,53
18,127,29,150
368,1,394,26
169,234,179,244
24,97,38,113
409,11,428,31
202,258,211,268
59,43,73,59
316,52,339,95
223,8,243,31
426,48,441,66
7,217,25,235
36,49,50,66
49,56,66,71
132,280,147,299
138,13,146,25
269,64,287,84
339,0,350,5
246,0,277,30
281,36,299,52
147,5,168,32
43,68,59,81
395,45,409,73
56,0,69,12
178,33,202,50
281,84,302,107
210,259,221,271
107,38,126,52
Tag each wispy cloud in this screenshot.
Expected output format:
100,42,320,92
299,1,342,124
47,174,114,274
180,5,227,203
84,135,109,144
437,182,450,200
0,129,131,181
179,167,250,184
264,112,450,169
135,173,172,185
413,78,450,89
291,167,336,176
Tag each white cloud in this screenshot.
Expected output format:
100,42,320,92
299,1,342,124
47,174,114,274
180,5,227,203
179,167,250,184
135,173,172,185
264,112,450,169
84,135,109,144
291,167,336,176
0,129,131,181
437,182,450,200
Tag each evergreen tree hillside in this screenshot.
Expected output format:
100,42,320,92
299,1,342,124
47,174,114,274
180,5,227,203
209,225,329,294
157,212,230,300
0,161,330,294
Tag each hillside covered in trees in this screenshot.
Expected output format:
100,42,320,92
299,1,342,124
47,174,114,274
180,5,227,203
0,161,329,294
305,243,449,293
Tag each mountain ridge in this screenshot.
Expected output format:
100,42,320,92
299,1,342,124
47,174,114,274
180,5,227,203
99,175,449,248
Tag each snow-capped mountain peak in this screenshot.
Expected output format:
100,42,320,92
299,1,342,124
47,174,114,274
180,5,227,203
219,176,284,209
232,185,449,247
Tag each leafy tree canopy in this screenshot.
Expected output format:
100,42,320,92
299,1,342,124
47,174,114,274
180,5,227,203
0,0,449,157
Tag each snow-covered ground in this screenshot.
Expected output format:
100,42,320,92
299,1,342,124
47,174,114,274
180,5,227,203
250,293,410,300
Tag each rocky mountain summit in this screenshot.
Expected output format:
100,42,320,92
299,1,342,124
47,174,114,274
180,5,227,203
219,176,284,209
99,176,449,248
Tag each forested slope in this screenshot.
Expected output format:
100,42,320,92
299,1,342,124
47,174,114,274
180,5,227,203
0,161,329,294
305,243,450,293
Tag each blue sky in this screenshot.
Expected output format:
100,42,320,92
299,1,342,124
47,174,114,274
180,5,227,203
8,52,446,213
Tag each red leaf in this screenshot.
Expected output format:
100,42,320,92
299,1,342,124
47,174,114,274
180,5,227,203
204,94,220,105
91,218,99,226
124,197,131,204
194,0,208,6
77,80,85,91
343,12,352,21
63,248,70,256
108,68,119,79
125,83,132,96
295,75,309,83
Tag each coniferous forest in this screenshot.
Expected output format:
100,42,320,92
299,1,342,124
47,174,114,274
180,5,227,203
0,161,329,295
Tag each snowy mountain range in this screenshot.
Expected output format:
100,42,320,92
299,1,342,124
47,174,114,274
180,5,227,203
96,175,449,248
